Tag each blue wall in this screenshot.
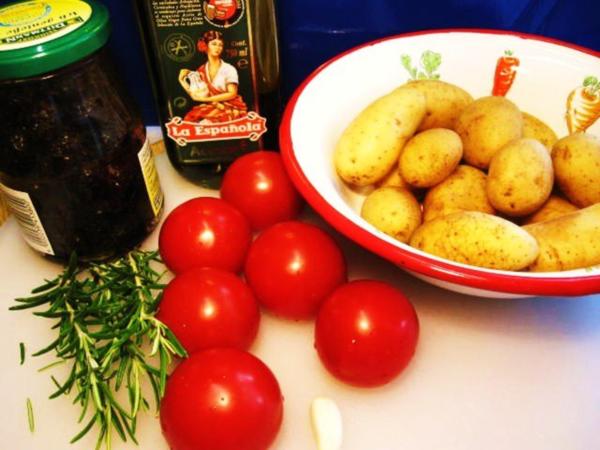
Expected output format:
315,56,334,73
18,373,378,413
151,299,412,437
100,0,600,125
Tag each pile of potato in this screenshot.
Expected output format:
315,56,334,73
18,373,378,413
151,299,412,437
334,80,600,272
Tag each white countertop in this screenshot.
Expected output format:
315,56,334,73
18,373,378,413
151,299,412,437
1,134,599,450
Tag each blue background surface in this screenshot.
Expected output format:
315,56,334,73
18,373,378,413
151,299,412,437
85,1,600,125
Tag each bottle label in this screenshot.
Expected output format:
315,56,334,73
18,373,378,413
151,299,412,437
138,138,165,217
146,0,266,163
0,182,54,255
0,0,92,51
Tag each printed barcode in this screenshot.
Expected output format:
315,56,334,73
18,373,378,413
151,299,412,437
0,183,54,255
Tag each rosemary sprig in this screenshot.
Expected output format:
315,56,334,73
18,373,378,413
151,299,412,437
10,250,187,449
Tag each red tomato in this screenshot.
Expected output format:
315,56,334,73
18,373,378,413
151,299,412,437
159,197,251,274
157,267,260,354
244,221,347,320
161,348,284,450
314,280,419,387
220,151,303,230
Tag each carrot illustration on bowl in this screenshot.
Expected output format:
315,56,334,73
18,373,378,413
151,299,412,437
492,50,519,96
566,76,600,133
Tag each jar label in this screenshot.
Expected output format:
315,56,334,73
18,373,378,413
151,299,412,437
0,182,54,255
144,0,268,163
0,0,92,51
138,138,165,217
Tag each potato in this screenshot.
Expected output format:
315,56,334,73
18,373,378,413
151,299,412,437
522,112,558,150
454,96,523,169
360,187,422,243
422,165,495,222
0,191,8,226
404,79,474,131
523,203,600,271
409,211,539,270
551,132,600,207
334,85,427,186
486,138,554,217
376,165,412,190
398,128,463,188
522,195,578,225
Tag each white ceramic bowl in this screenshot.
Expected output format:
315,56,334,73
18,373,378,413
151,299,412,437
280,29,600,298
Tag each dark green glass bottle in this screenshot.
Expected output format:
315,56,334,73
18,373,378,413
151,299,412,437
133,0,281,188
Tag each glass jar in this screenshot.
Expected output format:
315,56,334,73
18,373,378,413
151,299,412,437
0,0,164,262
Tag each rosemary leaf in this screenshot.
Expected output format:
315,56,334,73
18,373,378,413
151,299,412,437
10,297,53,310
118,409,139,444
143,366,162,411
95,421,107,450
90,374,104,412
73,388,86,405
12,292,52,304
70,413,97,444
32,336,61,357
65,251,79,279
159,345,168,397
150,329,161,356
38,360,66,373
141,362,161,377
55,341,79,359
114,355,129,391
26,398,35,433
49,376,74,399
109,406,127,443
33,310,67,319
101,383,132,420
30,279,59,294
19,342,26,365
77,393,90,423
163,326,188,357
105,408,113,450
50,375,62,390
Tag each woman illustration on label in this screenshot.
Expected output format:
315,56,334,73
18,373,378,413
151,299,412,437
178,30,248,123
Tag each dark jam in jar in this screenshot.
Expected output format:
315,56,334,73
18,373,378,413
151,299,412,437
0,0,164,261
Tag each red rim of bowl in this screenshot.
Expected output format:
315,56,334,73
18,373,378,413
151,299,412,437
279,28,600,297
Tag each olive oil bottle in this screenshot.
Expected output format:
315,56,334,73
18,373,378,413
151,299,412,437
133,0,281,188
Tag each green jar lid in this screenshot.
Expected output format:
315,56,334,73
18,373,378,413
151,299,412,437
0,0,110,80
